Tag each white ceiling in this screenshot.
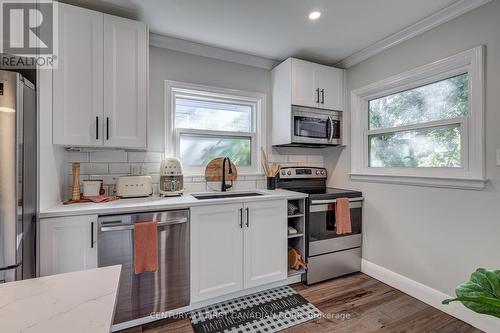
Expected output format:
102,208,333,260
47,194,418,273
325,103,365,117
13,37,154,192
63,0,460,65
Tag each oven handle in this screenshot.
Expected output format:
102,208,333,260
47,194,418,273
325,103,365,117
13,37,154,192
100,217,188,232
310,198,363,212
310,201,362,212
310,197,363,205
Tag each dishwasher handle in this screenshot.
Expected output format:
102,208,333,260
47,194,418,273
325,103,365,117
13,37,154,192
100,217,188,232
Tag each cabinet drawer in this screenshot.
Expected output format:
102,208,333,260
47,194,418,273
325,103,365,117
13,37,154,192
306,247,361,284
309,234,362,257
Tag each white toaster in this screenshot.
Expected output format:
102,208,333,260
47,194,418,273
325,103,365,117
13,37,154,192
115,176,153,198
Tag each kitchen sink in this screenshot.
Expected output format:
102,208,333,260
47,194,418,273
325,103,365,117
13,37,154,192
192,192,265,200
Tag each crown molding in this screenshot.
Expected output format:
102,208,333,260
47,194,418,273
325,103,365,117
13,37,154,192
149,33,279,70
336,0,492,68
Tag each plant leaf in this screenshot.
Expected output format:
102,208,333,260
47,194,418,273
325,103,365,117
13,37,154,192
443,268,500,318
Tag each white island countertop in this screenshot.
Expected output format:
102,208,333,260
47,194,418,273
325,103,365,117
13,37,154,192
0,265,121,333
40,189,307,218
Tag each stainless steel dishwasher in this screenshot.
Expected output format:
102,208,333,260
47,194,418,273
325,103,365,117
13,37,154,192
98,209,189,325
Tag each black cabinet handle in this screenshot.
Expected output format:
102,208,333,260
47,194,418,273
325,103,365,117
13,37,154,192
106,117,109,140
315,88,320,103
95,116,99,140
91,222,94,248
321,89,325,104
239,208,243,228
245,207,249,227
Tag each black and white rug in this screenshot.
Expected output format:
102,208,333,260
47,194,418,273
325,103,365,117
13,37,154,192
190,286,321,333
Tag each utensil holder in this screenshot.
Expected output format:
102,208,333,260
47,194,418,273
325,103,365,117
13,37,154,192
266,176,276,190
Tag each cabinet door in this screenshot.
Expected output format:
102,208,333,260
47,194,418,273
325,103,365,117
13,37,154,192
243,200,287,288
53,3,103,146
191,204,244,302
39,215,97,276
317,65,344,111
291,59,319,108
104,15,148,149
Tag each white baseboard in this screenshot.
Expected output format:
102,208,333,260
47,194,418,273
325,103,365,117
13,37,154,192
361,259,500,333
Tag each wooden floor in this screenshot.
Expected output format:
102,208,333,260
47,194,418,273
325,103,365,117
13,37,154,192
119,273,482,333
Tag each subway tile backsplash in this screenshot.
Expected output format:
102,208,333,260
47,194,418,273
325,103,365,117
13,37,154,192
63,149,324,198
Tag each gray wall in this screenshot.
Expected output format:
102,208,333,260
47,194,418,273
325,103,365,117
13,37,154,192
326,0,500,296
148,47,272,152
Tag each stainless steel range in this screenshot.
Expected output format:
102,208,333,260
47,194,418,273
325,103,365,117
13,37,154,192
277,167,363,284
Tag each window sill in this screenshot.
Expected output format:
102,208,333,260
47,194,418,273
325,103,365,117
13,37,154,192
350,173,488,190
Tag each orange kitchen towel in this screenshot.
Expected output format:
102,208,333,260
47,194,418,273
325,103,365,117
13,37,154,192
335,198,352,235
134,221,158,274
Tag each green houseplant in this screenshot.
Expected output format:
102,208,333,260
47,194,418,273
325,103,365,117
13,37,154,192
442,268,500,318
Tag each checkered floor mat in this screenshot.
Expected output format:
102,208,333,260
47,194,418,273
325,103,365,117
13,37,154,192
190,286,321,333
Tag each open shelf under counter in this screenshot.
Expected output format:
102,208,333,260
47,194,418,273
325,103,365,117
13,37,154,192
286,196,307,279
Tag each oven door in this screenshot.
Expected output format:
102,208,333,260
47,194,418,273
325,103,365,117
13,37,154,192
292,108,342,145
308,198,362,256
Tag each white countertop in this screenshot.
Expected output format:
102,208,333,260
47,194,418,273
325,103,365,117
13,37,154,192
0,265,121,333
39,189,307,218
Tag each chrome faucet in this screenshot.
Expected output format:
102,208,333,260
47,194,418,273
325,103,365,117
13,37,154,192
221,157,233,192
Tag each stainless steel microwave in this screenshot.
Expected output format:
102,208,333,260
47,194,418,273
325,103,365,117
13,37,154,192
291,105,342,146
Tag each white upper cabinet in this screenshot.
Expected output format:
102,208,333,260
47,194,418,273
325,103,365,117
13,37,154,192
52,3,148,149
291,59,319,108
53,4,103,146
104,15,148,149
316,64,344,110
290,58,344,110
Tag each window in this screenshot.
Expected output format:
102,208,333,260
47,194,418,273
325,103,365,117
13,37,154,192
351,47,485,189
368,74,467,168
165,81,266,175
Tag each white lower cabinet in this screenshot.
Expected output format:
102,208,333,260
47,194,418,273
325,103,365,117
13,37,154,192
190,203,244,302
39,215,98,276
243,200,287,289
190,200,287,303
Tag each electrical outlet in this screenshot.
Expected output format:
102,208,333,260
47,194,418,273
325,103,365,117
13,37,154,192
130,165,140,176
497,150,500,166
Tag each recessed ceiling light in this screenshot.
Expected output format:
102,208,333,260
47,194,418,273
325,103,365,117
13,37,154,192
308,11,321,20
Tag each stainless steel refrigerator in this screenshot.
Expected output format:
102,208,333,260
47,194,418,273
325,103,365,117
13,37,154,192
0,70,37,283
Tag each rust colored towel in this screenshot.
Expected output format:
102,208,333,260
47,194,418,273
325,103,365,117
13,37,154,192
335,198,352,235
134,221,158,274
85,195,120,203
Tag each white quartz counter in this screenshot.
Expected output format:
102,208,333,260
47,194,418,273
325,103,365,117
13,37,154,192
39,189,307,218
0,265,121,333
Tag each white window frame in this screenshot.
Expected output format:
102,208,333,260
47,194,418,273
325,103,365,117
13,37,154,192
165,80,266,176
351,46,486,190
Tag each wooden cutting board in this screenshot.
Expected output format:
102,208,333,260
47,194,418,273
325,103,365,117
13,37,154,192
204,157,238,182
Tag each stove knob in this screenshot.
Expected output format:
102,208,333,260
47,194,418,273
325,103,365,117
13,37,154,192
287,170,292,176
281,170,286,176
316,170,321,175
321,170,326,175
